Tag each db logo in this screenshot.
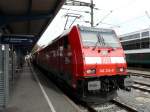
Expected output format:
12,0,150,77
101,57,111,64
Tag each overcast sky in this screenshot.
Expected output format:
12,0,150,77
37,0,150,46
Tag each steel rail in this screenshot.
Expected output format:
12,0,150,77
128,72,150,78
132,86,150,93
134,81,150,87
111,99,138,112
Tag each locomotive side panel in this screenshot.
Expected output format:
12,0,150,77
58,35,73,85
37,33,76,86
68,26,84,88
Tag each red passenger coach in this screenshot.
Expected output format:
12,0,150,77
33,25,131,102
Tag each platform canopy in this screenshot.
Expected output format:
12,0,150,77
0,0,65,37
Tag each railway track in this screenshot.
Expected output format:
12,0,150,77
130,73,150,78
134,81,150,87
79,99,139,112
132,81,150,93
127,69,150,92
128,71,150,78
111,99,138,112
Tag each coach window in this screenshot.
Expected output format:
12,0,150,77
141,31,149,37
141,38,149,48
64,36,69,49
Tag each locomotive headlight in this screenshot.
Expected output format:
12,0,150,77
119,68,124,72
117,67,125,72
86,69,96,74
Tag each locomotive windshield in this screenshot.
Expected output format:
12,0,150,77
80,30,121,48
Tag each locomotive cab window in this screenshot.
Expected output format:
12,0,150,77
80,30,121,48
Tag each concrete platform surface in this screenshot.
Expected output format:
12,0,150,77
3,64,80,112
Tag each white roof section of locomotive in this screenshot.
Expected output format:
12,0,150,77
51,25,117,44
125,48,150,54
39,25,120,50
79,25,115,33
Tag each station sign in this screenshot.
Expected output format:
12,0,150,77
0,35,38,45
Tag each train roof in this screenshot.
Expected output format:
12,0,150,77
34,25,117,53
50,27,72,43
79,25,115,33
119,28,150,37
51,25,116,44
119,28,150,42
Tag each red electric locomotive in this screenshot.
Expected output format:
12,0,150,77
33,25,131,102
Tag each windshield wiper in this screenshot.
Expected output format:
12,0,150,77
93,32,105,50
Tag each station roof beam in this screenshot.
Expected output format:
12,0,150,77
0,0,65,37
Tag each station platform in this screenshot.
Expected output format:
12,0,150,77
3,63,80,112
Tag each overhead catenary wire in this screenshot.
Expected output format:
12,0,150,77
119,15,145,25
94,10,113,27
61,7,90,13
63,0,146,30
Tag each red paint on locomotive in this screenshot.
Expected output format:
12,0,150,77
33,25,131,102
